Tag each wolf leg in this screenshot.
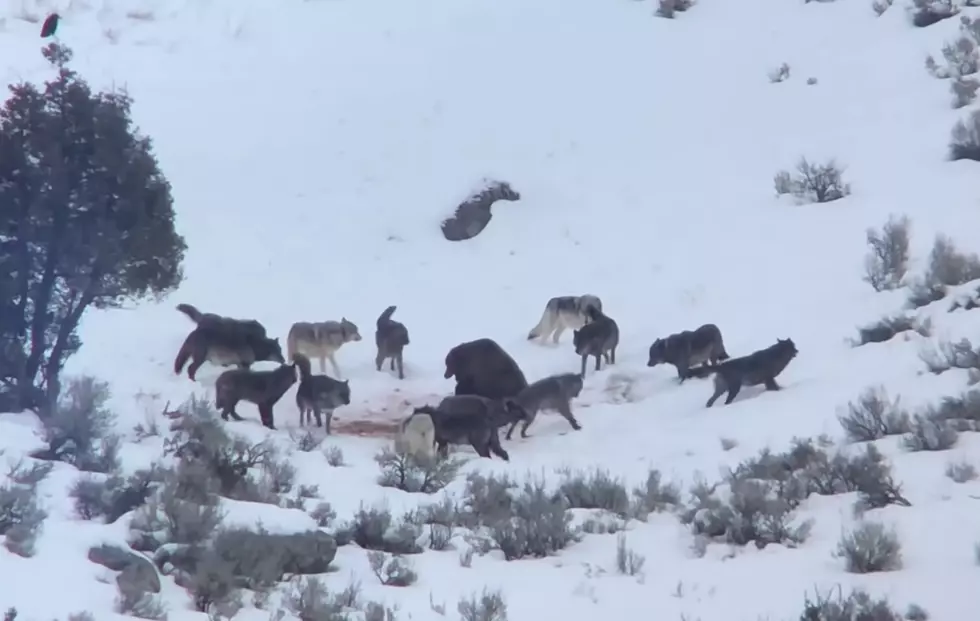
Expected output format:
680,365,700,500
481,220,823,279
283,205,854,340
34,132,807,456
764,378,781,391
313,405,323,428
580,355,588,378
436,441,449,460
610,346,616,365
375,350,384,372
557,400,581,431
328,352,342,378
705,381,726,408
487,430,510,461
317,355,327,375
258,404,276,430
506,420,519,440
594,353,602,372
225,407,245,421
723,381,742,405
551,324,565,344
395,352,405,380
187,357,205,382
324,409,333,435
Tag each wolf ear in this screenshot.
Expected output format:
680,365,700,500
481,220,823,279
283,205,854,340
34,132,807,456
343,380,349,386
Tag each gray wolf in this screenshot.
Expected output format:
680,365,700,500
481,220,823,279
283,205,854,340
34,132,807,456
286,318,362,378
214,362,297,430
375,305,410,380
444,338,528,399
293,353,350,433
572,308,619,377
394,412,437,461
509,372,584,439
527,294,604,344
647,323,730,381
174,305,284,382
416,394,524,460
689,338,799,407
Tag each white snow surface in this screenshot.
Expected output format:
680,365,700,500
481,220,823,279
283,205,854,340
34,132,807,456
3,0,980,619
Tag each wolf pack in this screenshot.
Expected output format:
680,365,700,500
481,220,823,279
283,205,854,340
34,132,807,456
171,295,799,462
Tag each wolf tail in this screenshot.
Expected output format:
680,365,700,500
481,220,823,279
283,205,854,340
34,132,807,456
683,363,722,380
527,308,551,340
377,305,397,327
292,352,313,379
176,303,204,324
174,335,193,375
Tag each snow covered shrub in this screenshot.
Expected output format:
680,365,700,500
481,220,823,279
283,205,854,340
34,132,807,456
912,0,959,28
950,109,980,160
309,501,336,527
768,63,790,83
324,445,345,467
918,337,980,376
405,496,459,550
0,479,47,557
681,476,813,549
926,26,977,79
457,472,518,529
908,234,980,307
163,396,291,504
872,0,894,16
632,467,681,518
835,521,903,573
853,314,929,346
615,533,646,576
951,76,980,107
368,551,417,586
656,0,694,18
944,458,977,482
286,577,344,620
458,589,508,621
773,158,850,204
31,375,121,473
556,467,631,517
115,580,168,620
863,215,911,291
837,386,911,442
375,444,464,494
925,234,980,287
799,587,919,621
343,503,423,554
926,389,980,430
289,429,321,453
71,465,164,523
903,413,959,451
486,478,579,560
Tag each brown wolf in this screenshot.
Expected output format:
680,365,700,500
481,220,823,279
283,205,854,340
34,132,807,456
375,305,410,380
444,338,528,400
213,362,297,430
293,353,350,433
174,305,284,381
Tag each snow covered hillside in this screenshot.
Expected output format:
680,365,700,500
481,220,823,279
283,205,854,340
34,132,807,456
4,0,980,618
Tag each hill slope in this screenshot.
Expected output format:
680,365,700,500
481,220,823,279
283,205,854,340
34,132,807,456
2,0,980,619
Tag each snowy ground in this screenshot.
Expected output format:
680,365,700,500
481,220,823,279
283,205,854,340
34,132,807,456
3,0,980,618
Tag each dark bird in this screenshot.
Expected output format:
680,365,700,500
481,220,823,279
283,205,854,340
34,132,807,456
40,13,59,38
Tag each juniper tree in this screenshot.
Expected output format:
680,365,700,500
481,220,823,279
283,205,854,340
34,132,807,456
0,43,186,412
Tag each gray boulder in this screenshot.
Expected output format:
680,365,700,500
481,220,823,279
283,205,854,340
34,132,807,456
441,180,520,242
88,543,161,594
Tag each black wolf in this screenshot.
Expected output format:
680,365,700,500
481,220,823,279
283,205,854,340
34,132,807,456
375,305,410,380
647,323,729,381
572,308,619,377
214,362,297,430
293,353,350,433
417,394,523,460
688,338,799,407
444,338,528,399
173,304,284,381
510,373,584,439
